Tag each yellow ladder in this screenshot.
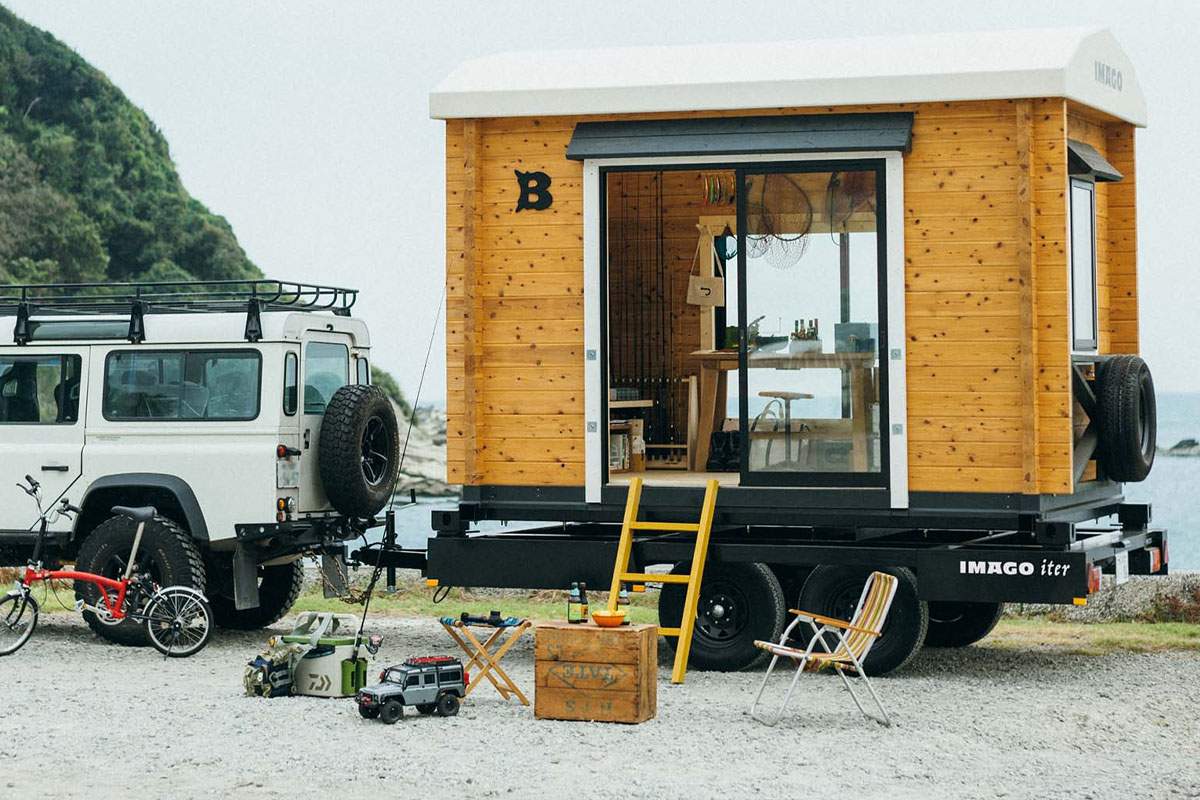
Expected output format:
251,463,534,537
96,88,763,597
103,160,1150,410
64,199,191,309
607,477,719,684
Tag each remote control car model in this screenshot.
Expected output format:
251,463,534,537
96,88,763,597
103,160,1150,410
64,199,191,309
356,655,468,724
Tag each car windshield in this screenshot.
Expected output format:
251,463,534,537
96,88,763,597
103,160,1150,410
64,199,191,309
383,668,409,684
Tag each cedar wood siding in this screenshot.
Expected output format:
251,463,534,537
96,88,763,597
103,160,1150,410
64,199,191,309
444,99,1137,496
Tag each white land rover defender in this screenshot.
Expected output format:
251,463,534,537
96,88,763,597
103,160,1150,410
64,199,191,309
0,280,400,644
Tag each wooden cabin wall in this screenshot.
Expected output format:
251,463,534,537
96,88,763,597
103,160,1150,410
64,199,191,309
444,99,1096,493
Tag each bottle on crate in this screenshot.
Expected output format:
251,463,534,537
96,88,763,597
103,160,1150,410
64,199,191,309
579,582,590,622
567,582,582,624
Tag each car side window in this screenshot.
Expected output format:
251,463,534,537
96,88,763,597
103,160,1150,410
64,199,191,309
356,356,369,385
283,352,298,416
405,674,420,688
422,673,436,686
441,669,462,684
0,354,82,425
304,342,348,414
103,350,261,421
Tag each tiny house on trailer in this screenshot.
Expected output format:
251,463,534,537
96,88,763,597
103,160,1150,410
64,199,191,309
423,28,1168,673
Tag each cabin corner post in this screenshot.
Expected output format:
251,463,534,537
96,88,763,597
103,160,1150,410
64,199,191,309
885,152,908,509
1015,100,1041,494
582,159,603,503
1106,123,1138,354
1031,98,1073,494
461,118,484,486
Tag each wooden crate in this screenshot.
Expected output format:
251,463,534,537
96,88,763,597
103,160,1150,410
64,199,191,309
534,621,657,724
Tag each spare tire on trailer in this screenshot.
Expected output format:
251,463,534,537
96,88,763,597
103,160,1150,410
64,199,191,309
795,566,927,675
1095,355,1156,482
318,385,401,518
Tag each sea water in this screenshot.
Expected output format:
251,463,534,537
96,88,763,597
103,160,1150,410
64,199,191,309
386,393,1200,569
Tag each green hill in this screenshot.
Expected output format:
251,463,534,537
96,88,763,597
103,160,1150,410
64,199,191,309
0,5,257,286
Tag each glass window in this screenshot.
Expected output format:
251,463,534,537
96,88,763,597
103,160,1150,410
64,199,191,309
739,168,884,479
422,673,436,685
0,354,81,424
283,352,298,416
356,356,370,385
405,674,420,688
304,342,348,414
1070,179,1098,350
441,669,462,684
103,350,261,421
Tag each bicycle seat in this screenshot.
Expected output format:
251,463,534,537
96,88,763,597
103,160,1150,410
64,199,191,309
111,505,157,523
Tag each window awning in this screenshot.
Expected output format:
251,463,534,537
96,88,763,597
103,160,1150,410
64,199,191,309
565,113,914,161
1067,139,1123,182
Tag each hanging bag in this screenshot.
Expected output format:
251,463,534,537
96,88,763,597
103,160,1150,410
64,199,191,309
686,227,725,307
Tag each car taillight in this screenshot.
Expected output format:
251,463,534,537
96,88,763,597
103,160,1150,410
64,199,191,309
1161,539,1169,568
464,671,470,686
1087,564,1102,594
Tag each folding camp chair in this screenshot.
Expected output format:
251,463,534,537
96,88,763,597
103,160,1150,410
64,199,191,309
749,570,898,726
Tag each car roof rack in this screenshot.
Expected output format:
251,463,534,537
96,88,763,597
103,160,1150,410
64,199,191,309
0,279,358,344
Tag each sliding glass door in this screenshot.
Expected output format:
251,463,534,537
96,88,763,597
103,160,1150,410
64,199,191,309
736,163,888,487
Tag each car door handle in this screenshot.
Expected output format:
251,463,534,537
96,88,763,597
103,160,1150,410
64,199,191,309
40,465,69,472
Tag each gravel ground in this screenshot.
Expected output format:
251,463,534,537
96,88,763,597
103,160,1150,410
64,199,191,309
1,615,1197,800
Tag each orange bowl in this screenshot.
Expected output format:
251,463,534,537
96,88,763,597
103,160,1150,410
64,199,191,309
590,609,627,628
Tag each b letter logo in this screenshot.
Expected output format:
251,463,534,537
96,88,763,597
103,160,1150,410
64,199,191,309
514,170,553,212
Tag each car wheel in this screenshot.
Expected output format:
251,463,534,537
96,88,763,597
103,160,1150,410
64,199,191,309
74,514,205,646
358,705,380,720
924,601,1005,648
658,561,786,671
796,565,927,675
436,692,461,717
416,703,436,715
379,699,404,725
318,385,400,518
206,558,304,631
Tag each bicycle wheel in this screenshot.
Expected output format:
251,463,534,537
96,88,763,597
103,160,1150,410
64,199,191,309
0,592,38,656
142,586,213,658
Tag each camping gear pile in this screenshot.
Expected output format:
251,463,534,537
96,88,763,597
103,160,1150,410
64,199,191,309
244,612,381,699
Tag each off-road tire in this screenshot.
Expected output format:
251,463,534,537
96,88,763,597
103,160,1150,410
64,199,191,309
207,558,304,631
924,601,1004,648
1096,355,1156,482
796,565,927,675
358,705,380,720
379,699,404,724
318,384,400,518
659,561,787,672
436,692,461,717
74,515,205,646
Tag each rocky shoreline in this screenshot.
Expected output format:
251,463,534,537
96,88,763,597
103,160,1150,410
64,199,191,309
391,404,456,497
1159,438,1200,456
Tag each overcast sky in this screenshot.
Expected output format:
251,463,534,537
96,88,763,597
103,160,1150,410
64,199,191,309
8,1,1199,397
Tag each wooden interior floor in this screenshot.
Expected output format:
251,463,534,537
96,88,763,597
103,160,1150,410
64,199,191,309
608,470,740,487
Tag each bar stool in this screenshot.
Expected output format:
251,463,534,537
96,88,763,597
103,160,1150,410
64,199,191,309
757,390,813,466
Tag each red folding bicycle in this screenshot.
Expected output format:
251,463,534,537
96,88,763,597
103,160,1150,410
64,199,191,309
0,475,213,658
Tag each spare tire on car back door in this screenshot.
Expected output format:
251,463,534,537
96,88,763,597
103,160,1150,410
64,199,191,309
1096,355,1156,483
319,385,400,518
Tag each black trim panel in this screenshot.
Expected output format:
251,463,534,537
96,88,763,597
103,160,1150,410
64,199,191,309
567,113,915,160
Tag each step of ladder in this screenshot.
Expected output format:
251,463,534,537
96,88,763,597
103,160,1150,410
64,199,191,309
607,477,719,685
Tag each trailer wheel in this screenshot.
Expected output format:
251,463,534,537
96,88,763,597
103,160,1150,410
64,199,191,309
924,601,1004,648
319,384,401,518
795,566,927,675
659,561,786,671
1096,355,1156,482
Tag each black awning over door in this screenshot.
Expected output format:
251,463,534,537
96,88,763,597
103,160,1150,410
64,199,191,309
565,112,914,161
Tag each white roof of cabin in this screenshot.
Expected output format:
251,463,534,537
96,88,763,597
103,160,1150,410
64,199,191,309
430,27,1146,126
